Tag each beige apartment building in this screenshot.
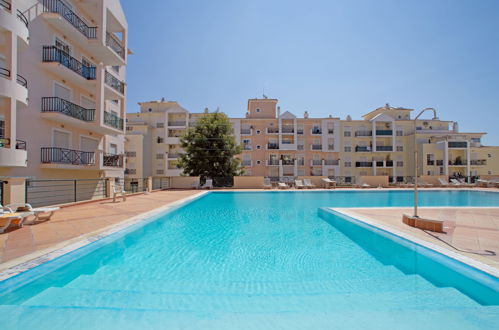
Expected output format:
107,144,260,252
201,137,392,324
126,98,499,184
0,0,128,184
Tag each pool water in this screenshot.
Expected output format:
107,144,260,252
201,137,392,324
1,191,499,329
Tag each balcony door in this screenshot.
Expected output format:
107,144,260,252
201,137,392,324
54,83,71,101
52,129,71,163
81,137,99,152
53,130,70,149
81,96,95,110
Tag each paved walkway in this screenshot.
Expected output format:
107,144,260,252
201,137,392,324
332,207,499,270
0,190,199,267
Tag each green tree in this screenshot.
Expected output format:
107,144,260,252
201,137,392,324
177,112,244,184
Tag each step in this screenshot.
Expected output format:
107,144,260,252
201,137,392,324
66,273,436,295
22,286,480,313
3,305,498,330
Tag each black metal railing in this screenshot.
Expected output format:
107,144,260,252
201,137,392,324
297,129,304,135
121,178,148,193
41,147,95,165
386,161,394,167
105,71,125,94
470,159,487,166
436,160,444,166
42,0,97,38
104,111,124,130
427,160,435,166
376,145,393,151
311,160,322,166
106,32,125,59
328,144,335,150
282,160,294,165
42,46,96,79
1,0,11,11
103,153,123,167
41,97,95,121
17,9,28,27
0,138,26,150
0,67,10,78
16,74,27,87
25,178,107,207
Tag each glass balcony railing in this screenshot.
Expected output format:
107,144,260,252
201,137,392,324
355,146,371,152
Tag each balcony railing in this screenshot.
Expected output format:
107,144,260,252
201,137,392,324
324,159,339,166
0,138,26,150
355,131,372,137
105,71,125,94
168,153,180,159
449,160,466,166
16,74,27,87
42,97,95,122
376,146,393,151
282,140,294,145
43,46,96,79
267,127,279,134
267,160,279,166
355,146,371,152
267,143,279,149
311,128,322,135
106,32,125,59
282,160,294,166
242,160,252,166
311,160,322,166
376,130,392,136
297,129,304,135
17,9,28,27
168,120,186,126
103,153,123,167
311,144,322,150
448,141,467,148
327,129,334,134
376,161,384,167
0,67,9,78
41,147,95,165
240,128,252,134
328,144,334,150
104,111,124,130
282,127,294,134
125,168,136,175
356,161,373,167
470,159,487,166
436,160,444,166
297,145,304,150
386,161,394,167
243,144,252,150
427,160,435,166
1,0,11,11
42,0,97,38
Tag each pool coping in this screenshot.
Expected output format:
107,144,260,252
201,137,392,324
0,191,209,282
325,207,499,279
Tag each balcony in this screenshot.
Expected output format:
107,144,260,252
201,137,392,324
448,141,468,148
267,143,279,150
267,159,279,166
240,128,252,135
427,160,435,166
311,144,322,150
297,129,304,135
0,138,27,167
168,120,187,127
105,71,125,95
376,130,392,136
125,168,136,175
436,160,444,166
355,131,372,137
42,0,97,39
267,127,279,134
42,46,96,80
356,161,373,168
311,160,322,166
311,128,322,135
242,160,252,166
386,161,394,167
41,97,95,122
104,111,124,131
41,147,95,166
327,129,334,134
448,159,467,166
103,153,124,168
297,144,304,150
0,67,28,104
167,153,180,159
355,146,371,152
376,146,393,152
282,127,294,134
328,144,335,151
243,144,252,150
324,159,339,166
470,159,487,166
106,32,125,60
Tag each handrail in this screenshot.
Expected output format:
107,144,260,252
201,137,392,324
17,9,28,27
106,32,125,59
103,153,123,167
16,74,27,87
0,0,11,11
0,138,26,150
42,0,97,38
42,46,96,80
41,97,95,121
104,71,125,94
41,147,95,165
0,67,10,78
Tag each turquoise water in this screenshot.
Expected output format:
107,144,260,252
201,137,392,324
1,190,499,329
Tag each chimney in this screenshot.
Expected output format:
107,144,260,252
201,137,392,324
304,111,309,119
277,106,281,117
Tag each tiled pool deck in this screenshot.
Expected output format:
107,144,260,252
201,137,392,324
1,188,499,278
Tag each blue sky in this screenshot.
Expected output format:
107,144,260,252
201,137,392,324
122,0,499,144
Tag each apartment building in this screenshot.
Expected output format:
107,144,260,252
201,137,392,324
0,0,128,182
126,98,499,183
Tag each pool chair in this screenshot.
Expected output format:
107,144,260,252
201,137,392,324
7,203,60,225
322,178,337,189
201,179,213,189
419,181,434,187
0,205,34,232
303,179,316,189
191,179,200,189
438,178,450,187
277,182,289,189
476,179,490,187
450,179,466,187
360,183,372,188
295,180,305,189
113,185,127,202
263,178,272,189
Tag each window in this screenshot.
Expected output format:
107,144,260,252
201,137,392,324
157,170,164,175
81,57,94,68
148,108,152,112
0,116,5,138
488,154,491,158
156,153,164,159
396,161,404,167
112,65,120,73
396,130,403,136
53,130,70,148
156,122,164,128
80,95,95,110
257,145,261,150
344,146,351,152
344,131,351,137
256,108,260,113
157,137,164,143
109,143,118,155
54,83,71,101
396,146,403,152
344,161,352,167
256,130,261,135
126,126,133,131
55,37,71,54
125,151,136,157
256,160,261,165
80,136,98,152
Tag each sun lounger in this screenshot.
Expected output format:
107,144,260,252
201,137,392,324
113,185,127,202
201,179,213,189
303,179,316,189
278,182,288,189
7,203,60,225
361,183,372,188
295,180,305,189
0,212,34,233
322,178,336,189
419,181,434,187
263,178,272,189
438,178,450,187
450,179,466,187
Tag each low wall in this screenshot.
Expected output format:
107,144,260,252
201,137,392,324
419,175,448,186
234,176,264,189
359,176,389,187
170,176,199,189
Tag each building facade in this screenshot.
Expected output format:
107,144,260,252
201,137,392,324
126,98,499,183
1,0,128,182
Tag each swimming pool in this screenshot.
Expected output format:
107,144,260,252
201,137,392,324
1,190,499,329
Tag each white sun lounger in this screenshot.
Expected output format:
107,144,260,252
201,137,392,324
201,179,213,189
303,179,316,189
7,203,60,225
322,178,336,189
438,178,450,187
361,183,372,188
295,180,305,189
278,182,288,189
113,185,127,202
263,178,272,189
